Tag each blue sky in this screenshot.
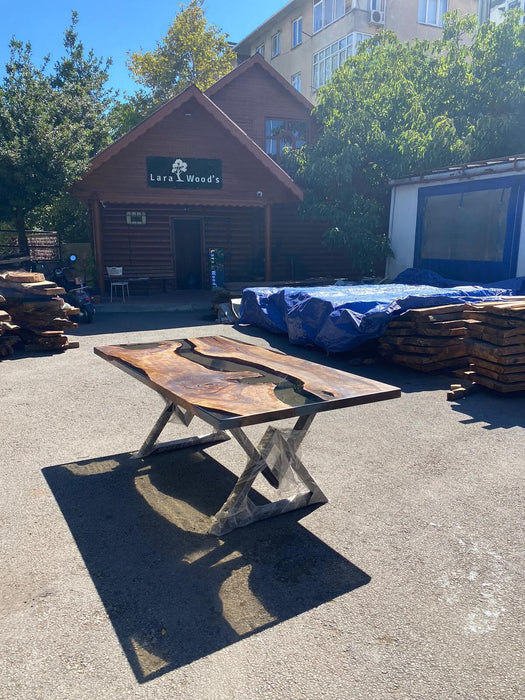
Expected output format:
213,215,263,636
1,0,285,97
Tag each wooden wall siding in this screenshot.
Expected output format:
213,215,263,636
209,63,313,151
100,205,265,287
101,205,174,279
74,96,298,207
101,202,353,288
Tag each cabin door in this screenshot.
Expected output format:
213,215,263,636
172,218,203,289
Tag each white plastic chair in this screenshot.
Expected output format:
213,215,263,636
106,266,130,302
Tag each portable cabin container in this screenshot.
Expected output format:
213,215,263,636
387,155,525,283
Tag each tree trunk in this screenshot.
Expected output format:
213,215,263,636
15,208,30,257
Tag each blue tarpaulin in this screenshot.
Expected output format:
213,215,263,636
238,282,513,353
393,268,525,295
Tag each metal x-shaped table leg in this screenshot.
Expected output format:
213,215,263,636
209,414,327,536
134,400,230,458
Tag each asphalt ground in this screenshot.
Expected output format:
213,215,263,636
1,310,523,699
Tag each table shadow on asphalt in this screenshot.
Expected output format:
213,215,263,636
43,449,370,683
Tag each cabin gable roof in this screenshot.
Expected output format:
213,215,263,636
74,85,302,204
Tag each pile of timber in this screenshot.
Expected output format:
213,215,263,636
378,303,470,372
378,297,525,393
464,299,525,393
0,271,79,355
0,294,21,357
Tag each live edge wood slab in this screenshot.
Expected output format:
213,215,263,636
94,335,401,430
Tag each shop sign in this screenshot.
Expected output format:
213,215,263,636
146,157,222,189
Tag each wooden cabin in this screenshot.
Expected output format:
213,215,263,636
72,54,351,293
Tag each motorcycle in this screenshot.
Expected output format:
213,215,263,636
53,256,95,323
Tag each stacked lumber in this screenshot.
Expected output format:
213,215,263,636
0,269,66,296
378,303,470,372
0,294,21,357
464,298,525,393
0,271,79,354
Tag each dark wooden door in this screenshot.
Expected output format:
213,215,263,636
172,219,202,289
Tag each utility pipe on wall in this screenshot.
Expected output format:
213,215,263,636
265,204,272,282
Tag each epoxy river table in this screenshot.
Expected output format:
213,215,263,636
94,336,400,535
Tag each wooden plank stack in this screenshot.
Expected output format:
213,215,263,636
379,296,525,394
0,270,79,355
0,294,21,357
464,299,525,393
378,303,470,372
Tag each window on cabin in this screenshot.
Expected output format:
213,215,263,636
265,119,308,159
255,43,265,57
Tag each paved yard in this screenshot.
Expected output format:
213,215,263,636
1,310,523,699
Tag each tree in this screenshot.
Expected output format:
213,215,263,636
0,12,114,255
121,0,234,125
284,10,525,278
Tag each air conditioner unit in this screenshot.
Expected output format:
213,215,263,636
369,9,385,24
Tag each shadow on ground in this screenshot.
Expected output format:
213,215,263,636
43,448,370,683
69,310,217,337
449,388,525,429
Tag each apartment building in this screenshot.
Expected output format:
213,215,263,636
478,0,524,22
235,0,478,103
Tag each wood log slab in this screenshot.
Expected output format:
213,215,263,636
470,357,525,375
471,373,525,393
95,336,401,422
1,271,45,283
467,338,525,361
387,354,469,372
188,335,392,401
96,340,286,415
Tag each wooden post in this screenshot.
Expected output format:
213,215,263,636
265,204,272,283
90,198,104,295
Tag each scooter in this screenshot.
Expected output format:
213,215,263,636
53,256,95,323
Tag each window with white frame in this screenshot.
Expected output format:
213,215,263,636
291,72,302,92
312,33,371,90
265,118,308,159
255,43,265,57
292,17,303,47
418,0,448,26
313,0,346,33
271,32,281,58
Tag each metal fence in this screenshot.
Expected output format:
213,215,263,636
0,230,61,262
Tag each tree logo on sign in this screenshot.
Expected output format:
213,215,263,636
171,158,188,182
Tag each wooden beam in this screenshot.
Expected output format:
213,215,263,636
90,198,104,294
265,204,272,282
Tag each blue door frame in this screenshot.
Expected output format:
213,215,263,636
414,175,525,283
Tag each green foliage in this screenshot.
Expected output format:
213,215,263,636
124,0,235,111
284,10,525,277
108,90,156,140
27,192,90,243
0,12,114,254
